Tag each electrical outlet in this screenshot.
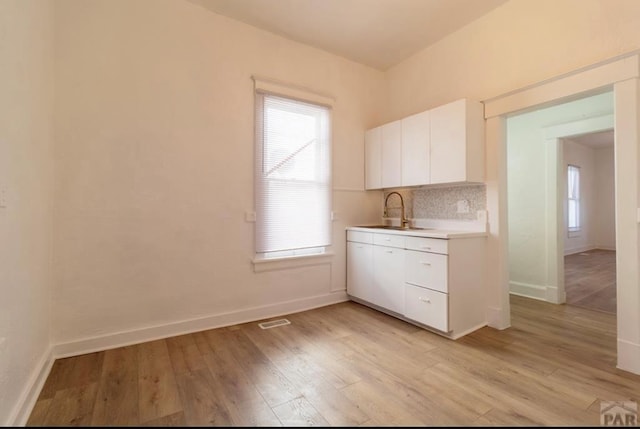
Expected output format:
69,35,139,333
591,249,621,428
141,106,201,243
456,199,470,214
0,188,6,208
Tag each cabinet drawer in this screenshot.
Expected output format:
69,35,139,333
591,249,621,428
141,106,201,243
347,230,373,244
405,250,448,293
373,233,405,249
404,284,448,332
405,236,448,254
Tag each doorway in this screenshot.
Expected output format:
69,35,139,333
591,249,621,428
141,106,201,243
562,131,616,314
482,53,640,374
505,91,614,306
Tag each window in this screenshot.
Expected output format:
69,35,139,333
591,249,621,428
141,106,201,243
567,164,580,233
255,92,331,259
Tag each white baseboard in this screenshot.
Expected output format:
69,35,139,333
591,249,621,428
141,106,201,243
545,285,566,304
617,338,640,375
53,291,349,358
8,347,54,426
487,306,511,330
509,281,547,301
595,246,616,251
564,245,597,256
564,245,617,256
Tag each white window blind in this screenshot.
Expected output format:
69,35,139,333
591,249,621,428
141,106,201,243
568,164,580,232
255,93,331,256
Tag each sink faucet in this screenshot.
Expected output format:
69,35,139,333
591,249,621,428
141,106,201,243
384,191,409,229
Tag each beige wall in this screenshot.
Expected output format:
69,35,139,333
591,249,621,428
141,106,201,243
385,0,640,121
53,0,384,345
49,0,640,351
561,140,616,254
0,0,54,424
594,145,616,249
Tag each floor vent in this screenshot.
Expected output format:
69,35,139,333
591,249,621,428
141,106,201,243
258,319,291,329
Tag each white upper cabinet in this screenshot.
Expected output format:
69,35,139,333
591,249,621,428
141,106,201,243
365,98,484,189
401,110,430,187
365,120,402,190
381,120,402,188
429,99,485,185
365,127,382,189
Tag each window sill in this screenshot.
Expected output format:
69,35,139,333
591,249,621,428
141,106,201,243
252,252,335,273
568,230,582,238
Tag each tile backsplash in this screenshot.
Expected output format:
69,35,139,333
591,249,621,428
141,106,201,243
383,184,486,221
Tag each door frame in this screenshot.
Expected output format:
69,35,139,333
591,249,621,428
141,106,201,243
547,113,615,304
482,53,640,374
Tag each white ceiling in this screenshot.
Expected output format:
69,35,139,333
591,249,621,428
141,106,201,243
189,0,508,70
571,130,615,149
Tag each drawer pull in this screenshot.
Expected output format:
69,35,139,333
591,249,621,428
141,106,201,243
418,297,431,303
420,261,431,266
384,238,391,241
356,245,363,248
385,250,393,254
420,246,431,250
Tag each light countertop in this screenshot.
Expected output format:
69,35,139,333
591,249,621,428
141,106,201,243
346,225,487,239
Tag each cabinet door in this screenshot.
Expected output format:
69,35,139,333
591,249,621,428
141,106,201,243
430,99,467,184
372,245,404,314
347,241,374,302
401,110,430,186
381,120,402,188
365,127,382,190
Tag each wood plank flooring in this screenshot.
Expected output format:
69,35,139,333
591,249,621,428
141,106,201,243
28,295,640,426
565,249,616,314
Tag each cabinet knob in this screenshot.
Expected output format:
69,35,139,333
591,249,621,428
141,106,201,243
419,297,431,303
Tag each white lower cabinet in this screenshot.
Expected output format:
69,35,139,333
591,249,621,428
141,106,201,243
347,228,486,339
347,241,374,304
372,245,404,314
346,231,404,315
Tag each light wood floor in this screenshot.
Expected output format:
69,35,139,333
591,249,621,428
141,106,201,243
28,295,639,426
565,249,616,314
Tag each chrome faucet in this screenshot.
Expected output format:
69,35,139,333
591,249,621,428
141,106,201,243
384,191,409,229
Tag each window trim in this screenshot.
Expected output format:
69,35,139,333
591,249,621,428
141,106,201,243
252,77,334,266
252,75,335,108
567,164,581,236
252,250,335,273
